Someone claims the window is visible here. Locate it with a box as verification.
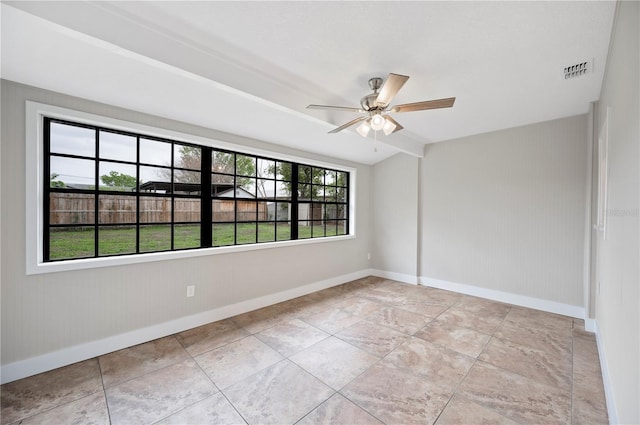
[42,117,350,262]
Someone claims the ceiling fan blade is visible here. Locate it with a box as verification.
[390,97,456,113]
[385,115,404,134]
[307,104,364,113]
[328,116,367,134]
[375,73,410,108]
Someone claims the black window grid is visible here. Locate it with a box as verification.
[43,117,349,262]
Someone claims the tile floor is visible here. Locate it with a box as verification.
[0,277,609,424]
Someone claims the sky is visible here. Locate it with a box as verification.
[49,121,345,200]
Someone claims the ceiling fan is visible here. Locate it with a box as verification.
[307,73,455,137]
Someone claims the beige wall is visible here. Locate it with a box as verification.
[0,80,372,374]
[593,1,639,423]
[420,115,588,307]
[372,153,419,279]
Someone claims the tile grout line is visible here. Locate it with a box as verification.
[7,359,109,425]
[96,357,114,425]
[332,353,386,419]
[285,366,336,425]
[4,391,107,425]
[432,305,514,425]
[173,332,250,425]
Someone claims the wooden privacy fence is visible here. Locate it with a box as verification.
[50,193,96,225]
[50,192,267,225]
[214,200,268,222]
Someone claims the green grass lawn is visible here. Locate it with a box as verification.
[49,222,344,260]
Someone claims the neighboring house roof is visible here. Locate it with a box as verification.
[216,187,255,199]
[65,183,96,191]
[63,181,276,200]
[139,181,236,195]
[138,181,263,199]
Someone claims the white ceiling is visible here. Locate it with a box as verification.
[1,1,616,165]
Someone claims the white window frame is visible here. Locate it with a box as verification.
[26,101,356,275]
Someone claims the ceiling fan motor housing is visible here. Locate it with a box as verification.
[360,93,379,111]
[361,77,384,111]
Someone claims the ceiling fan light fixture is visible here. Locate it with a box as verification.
[382,118,397,135]
[356,120,371,137]
[370,114,386,131]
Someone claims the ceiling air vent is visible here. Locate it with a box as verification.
[564,60,592,79]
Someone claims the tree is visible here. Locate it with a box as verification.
[155,146,202,184]
[255,158,276,198]
[325,171,348,202]
[212,151,253,178]
[272,163,323,199]
[177,146,201,171]
[169,147,256,186]
[50,173,66,188]
[100,171,137,189]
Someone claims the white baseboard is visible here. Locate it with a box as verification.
[0,269,371,385]
[420,276,585,319]
[371,269,419,285]
[592,320,619,425]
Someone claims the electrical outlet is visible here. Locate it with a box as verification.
[367,252,371,260]
[186,285,195,297]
